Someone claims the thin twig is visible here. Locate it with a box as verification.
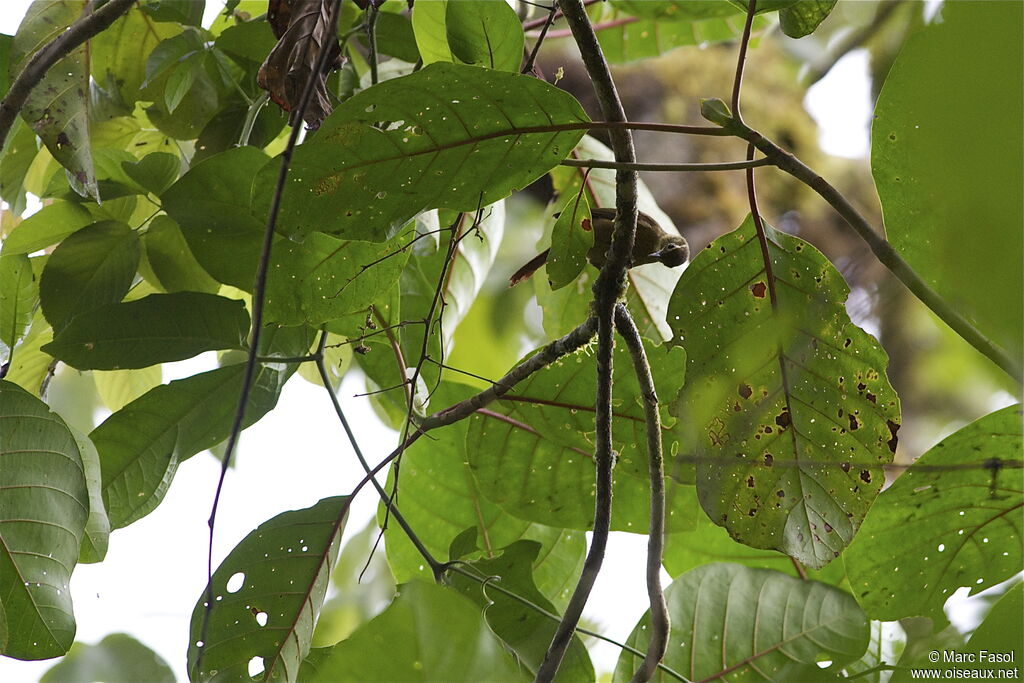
[364,2,380,86]
[523,3,558,75]
[198,0,345,673]
[614,304,669,683]
[0,0,135,149]
[727,121,1023,384]
[536,1,639,680]
[560,157,772,172]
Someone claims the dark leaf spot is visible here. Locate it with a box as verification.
[733,402,741,412]
[840,462,851,473]
[738,383,752,399]
[747,508,757,517]
[848,414,860,431]
[581,218,592,232]
[775,411,791,429]
[763,453,774,467]
[750,282,767,298]
[887,419,900,453]
[857,382,866,391]
[746,476,755,488]
[860,470,872,483]
[776,489,785,498]
[824,522,833,533]
[844,338,852,348]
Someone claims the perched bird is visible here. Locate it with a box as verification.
[509,207,689,286]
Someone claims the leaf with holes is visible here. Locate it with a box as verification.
[0,380,89,660]
[448,541,594,683]
[0,252,37,360]
[466,338,692,532]
[668,216,900,569]
[187,496,349,682]
[39,221,140,333]
[844,404,1023,622]
[93,327,306,529]
[253,62,588,242]
[613,563,868,682]
[380,383,585,609]
[10,1,97,200]
[873,1,1023,360]
[42,292,249,370]
[299,581,526,682]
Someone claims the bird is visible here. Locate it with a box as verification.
[509,207,689,286]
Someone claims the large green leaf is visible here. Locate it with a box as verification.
[466,338,691,532]
[448,541,594,683]
[779,0,837,38]
[0,252,37,360]
[39,221,140,332]
[668,216,900,569]
[10,1,97,201]
[141,215,220,294]
[872,0,1023,359]
[40,633,174,683]
[446,0,524,72]
[253,62,588,242]
[93,366,163,412]
[613,563,869,682]
[161,146,270,290]
[411,0,454,64]
[3,308,54,394]
[42,291,249,370]
[844,405,1023,622]
[380,383,585,609]
[300,581,526,682]
[0,201,94,256]
[0,380,88,660]
[188,496,349,682]
[70,425,109,564]
[90,4,182,110]
[0,118,39,215]
[93,331,303,529]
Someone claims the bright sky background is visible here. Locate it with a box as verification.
[0,2,968,682]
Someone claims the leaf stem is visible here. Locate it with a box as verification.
[235,92,270,148]
[615,303,670,683]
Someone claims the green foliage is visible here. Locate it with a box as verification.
[844,404,1023,622]
[872,0,1023,359]
[614,562,869,682]
[0,1,1018,679]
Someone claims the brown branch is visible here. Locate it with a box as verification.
[0,0,135,149]
[615,304,669,683]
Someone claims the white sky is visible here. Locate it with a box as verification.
[0,2,939,682]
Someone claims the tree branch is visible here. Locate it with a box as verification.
[536,1,640,680]
[0,0,135,150]
[728,120,1023,384]
[614,304,669,683]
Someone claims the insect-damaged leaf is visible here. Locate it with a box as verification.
[253,62,588,242]
[668,216,900,569]
[10,1,98,201]
[258,0,342,129]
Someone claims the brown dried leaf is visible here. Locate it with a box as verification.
[258,0,342,130]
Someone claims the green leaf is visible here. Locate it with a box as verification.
[300,581,526,682]
[872,0,1023,359]
[546,195,593,290]
[446,0,524,72]
[90,4,183,109]
[10,0,97,201]
[779,0,837,38]
[0,252,37,360]
[40,633,174,683]
[69,425,109,565]
[253,62,589,242]
[122,152,180,196]
[0,380,88,660]
[39,221,140,333]
[467,339,691,532]
[844,405,1023,622]
[164,52,203,114]
[613,563,869,682]
[141,215,220,294]
[3,308,54,394]
[0,118,40,215]
[93,366,163,412]
[380,383,585,608]
[411,0,454,64]
[140,0,206,26]
[966,582,1022,658]
[42,292,249,370]
[215,21,277,65]
[92,326,303,529]
[188,496,349,682]
[0,201,93,256]
[668,216,901,569]
[449,541,594,682]
[844,620,906,683]
[162,146,271,290]
[361,11,419,64]
[611,1,743,20]
[0,33,11,99]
